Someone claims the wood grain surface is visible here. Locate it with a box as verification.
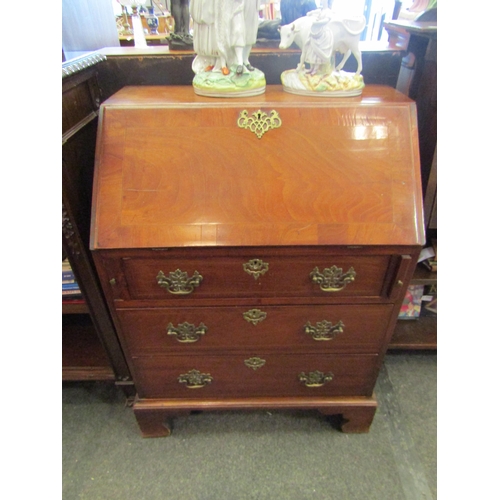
[91,85,424,249]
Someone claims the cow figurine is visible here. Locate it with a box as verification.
[279,9,366,76]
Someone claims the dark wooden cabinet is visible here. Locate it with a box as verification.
[62,55,133,394]
[90,85,424,437]
[384,18,438,350]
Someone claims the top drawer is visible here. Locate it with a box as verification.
[98,248,399,303]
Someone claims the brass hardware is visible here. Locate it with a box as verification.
[244,357,266,370]
[397,280,404,287]
[156,269,203,295]
[243,309,267,325]
[237,109,282,139]
[310,266,356,292]
[298,370,334,387]
[304,320,345,341]
[167,322,207,343]
[109,278,116,286]
[243,259,269,279]
[178,369,213,389]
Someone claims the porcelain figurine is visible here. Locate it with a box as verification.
[191,0,266,97]
[278,8,366,96]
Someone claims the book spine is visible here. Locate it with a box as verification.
[62,283,80,290]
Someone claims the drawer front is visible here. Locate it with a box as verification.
[117,304,393,355]
[111,253,392,301]
[131,353,379,399]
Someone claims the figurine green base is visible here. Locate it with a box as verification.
[193,67,266,98]
[281,69,365,97]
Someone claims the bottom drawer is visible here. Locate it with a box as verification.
[131,353,379,399]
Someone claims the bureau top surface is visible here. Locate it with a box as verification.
[91,85,424,250]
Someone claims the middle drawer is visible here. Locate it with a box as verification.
[116,304,393,355]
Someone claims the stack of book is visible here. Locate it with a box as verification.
[62,259,82,299]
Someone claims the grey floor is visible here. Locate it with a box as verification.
[62,352,436,500]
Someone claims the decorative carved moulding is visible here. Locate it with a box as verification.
[62,53,107,78]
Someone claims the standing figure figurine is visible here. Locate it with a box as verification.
[191,0,266,97]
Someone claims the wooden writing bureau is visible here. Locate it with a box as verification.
[90,85,424,437]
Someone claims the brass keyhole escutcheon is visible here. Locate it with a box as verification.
[243,259,269,280]
[243,309,267,325]
[244,357,266,370]
[237,109,282,139]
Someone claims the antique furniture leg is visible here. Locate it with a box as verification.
[133,401,193,438]
[133,408,173,438]
[319,397,378,433]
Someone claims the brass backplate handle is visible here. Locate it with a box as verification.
[304,320,345,341]
[298,370,334,388]
[157,269,203,295]
[310,266,356,292]
[178,369,213,389]
[243,259,269,280]
[167,322,207,343]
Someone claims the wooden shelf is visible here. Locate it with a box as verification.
[410,263,437,285]
[62,300,88,314]
[62,314,115,381]
[389,262,437,350]
[389,316,437,350]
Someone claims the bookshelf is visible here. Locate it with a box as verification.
[389,263,437,350]
[61,259,114,380]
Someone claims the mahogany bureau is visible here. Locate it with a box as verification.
[90,85,424,437]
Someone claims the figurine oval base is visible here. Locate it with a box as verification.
[193,67,266,98]
[281,69,365,97]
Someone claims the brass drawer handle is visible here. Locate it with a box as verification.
[167,322,207,343]
[243,259,269,280]
[178,369,213,389]
[244,357,266,370]
[304,320,345,341]
[310,266,356,292]
[156,269,203,295]
[298,370,334,388]
[243,309,267,325]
